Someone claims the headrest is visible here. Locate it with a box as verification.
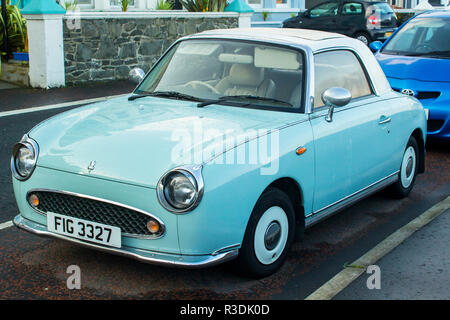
[228,64,264,87]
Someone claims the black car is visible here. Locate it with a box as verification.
[282,1,397,45]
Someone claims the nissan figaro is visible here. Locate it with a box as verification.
[12,28,426,278]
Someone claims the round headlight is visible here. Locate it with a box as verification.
[157,166,204,213]
[11,137,38,181]
[16,146,35,176]
[164,171,197,209]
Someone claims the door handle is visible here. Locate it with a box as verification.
[378,116,391,125]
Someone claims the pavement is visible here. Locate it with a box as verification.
[335,207,450,300]
[0,82,448,300]
[0,80,135,112]
[0,81,19,90]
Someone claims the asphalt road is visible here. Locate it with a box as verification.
[0,105,449,299]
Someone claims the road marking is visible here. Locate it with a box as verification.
[305,196,450,300]
[0,93,129,118]
[0,220,14,230]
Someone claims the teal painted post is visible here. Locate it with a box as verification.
[21,0,66,14]
[225,0,255,12]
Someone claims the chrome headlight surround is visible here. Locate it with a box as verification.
[157,165,204,214]
[11,135,39,181]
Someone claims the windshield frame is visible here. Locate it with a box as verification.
[380,16,450,58]
[133,37,308,114]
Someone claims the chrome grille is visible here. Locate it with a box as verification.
[29,190,157,237]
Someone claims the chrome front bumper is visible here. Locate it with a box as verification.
[13,214,239,268]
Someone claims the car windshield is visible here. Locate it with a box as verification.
[135,39,304,110]
[382,17,450,58]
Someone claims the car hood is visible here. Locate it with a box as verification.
[376,53,450,83]
[29,96,296,188]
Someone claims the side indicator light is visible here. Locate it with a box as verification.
[147,220,160,234]
[29,194,39,207]
[296,147,307,155]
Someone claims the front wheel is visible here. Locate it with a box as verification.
[235,188,295,279]
[388,136,419,198]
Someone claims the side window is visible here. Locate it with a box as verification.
[310,2,339,18]
[314,50,372,109]
[341,2,363,15]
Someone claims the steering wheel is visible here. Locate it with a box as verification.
[415,44,436,53]
[184,81,221,96]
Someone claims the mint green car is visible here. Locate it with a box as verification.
[12,29,426,278]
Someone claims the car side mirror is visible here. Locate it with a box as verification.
[322,87,352,122]
[302,10,310,17]
[129,68,145,84]
[369,41,383,53]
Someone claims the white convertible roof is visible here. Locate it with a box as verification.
[189,28,392,96]
[193,28,350,52]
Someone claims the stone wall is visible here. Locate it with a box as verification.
[63,12,240,86]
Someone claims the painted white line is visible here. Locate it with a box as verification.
[0,93,129,118]
[305,196,450,300]
[0,220,14,230]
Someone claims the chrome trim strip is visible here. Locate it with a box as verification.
[25,188,165,240]
[306,171,399,227]
[14,215,238,268]
[212,243,241,256]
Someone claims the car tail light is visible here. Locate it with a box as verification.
[368,16,378,25]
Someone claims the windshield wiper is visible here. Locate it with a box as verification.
[403,51,450,58]
[128,91,204,102]
[198,95,292,108]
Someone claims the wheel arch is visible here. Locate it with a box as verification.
[264,177,305,241]
[411,128,425,174]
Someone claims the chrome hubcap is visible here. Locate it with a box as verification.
[357,36,368,45]
[264,221,281,250]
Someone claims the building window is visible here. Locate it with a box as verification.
[77,0,94,7]
[110,0,135,7]
[276,0,290,8]
[247,0,263,8]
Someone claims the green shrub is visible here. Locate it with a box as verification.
[121,0,132,12]
[180,0,228,12]
[0,0,27,55]
[156,0,174,10]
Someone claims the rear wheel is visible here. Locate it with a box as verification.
[389,136,419,198]
[354,32,371,46]
[235,188,295,279]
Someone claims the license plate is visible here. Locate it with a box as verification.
[47,212,121,248]
[385,32,393,38]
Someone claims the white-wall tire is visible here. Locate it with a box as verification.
[388,136,419,198]
[254,206,289,265]
[235,188,296,279]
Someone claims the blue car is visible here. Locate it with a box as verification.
[370,10,450,141]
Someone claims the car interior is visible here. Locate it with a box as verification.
[152,41,304,108]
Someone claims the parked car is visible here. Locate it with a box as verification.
[282,0,397,45]
[12,28,426,278]
[370,10,450,141]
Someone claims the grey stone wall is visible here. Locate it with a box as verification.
[63,15,239,85]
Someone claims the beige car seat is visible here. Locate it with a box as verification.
[215,64,276,98]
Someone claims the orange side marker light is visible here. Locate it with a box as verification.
[296,147,307,155]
